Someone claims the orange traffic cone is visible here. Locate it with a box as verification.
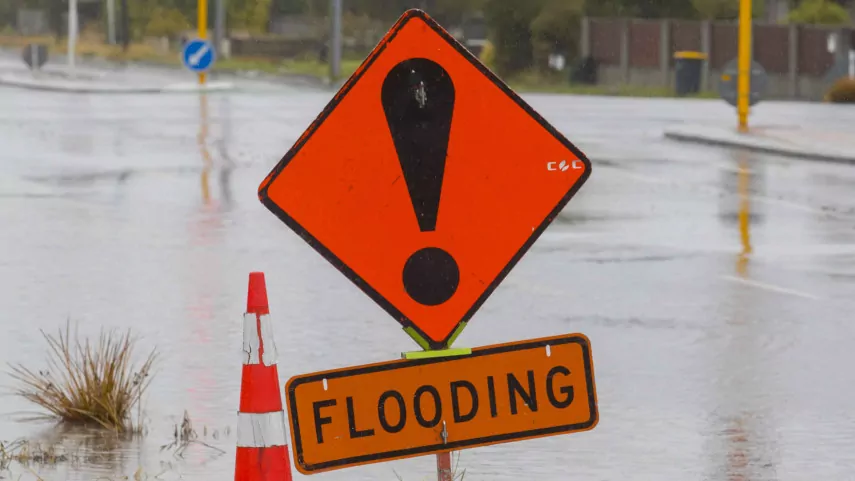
[235,272,293,481]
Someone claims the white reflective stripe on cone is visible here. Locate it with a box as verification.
[242,313,260,365]
[258,314,278,366]
[242,313,278,366]
[236,411,287,448]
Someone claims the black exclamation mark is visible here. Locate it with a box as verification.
[382,58,459,307]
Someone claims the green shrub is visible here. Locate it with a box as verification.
[826,77,855,103]
[788,0,851,25]
[229,0,273,35]
[479,39,495,69]
[483,0,546,75]
[143,7,191,38]
[691,0,765,20]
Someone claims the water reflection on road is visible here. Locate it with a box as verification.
[707,152,777,481]
[1,79,855,481]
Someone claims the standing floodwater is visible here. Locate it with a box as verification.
[2,55,855,480]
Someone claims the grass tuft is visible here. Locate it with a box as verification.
[7,321,157,433]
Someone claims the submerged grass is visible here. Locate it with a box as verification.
[0,439,82,481]
[7,321,157,433]
[0,411,227,481]
[0,439,71,470]
[159,410,226,458]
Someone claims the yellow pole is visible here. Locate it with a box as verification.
[198,0,208,85]
[737,0,751,132]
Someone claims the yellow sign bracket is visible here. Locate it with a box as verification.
[401,347,472,360]
[403,321,468,351]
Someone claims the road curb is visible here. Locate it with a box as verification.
[91,57,333,90]
[0,74,235,94]
[663,126,855,165]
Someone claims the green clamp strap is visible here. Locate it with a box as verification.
[403,322,469,351]
[401,347,472,360]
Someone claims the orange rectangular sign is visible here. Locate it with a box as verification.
[285,333,598,474]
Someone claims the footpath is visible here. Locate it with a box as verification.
[0,71,233,93]
[664,123,855,164]
[0,51,234,94]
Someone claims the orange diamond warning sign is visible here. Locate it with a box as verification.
[259,9,592,349]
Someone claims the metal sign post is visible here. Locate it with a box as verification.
[329,0,343,82]
[68,0,78,73]
[106,0,116,44]
[22,44,48,71]
[849,50,855,79]
[436,451,453,481]
[214,0,226,59]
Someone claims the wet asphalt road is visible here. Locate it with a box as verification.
[2,59,855,481]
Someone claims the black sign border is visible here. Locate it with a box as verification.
[258,9,593,350]
[286,333,598,474]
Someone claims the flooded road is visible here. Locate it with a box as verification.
[2,66,855,481]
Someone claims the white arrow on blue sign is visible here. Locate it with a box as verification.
[181,39,216,72]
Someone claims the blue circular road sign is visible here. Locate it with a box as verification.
[181,39,216,72]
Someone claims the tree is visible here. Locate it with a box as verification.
[228,0,272,33]
[584,0,637,17]
[632,0,698,18]
[530,0,584,72]
[585,0,698,18]
[483,0,546,75]
[788,0,851,24]
[144,6,191,37]
[271,0,308,15]
[691,0,765,19]
[429,0,488,24]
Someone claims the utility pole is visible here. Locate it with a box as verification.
[106,0,116,44]
[329,0,342,83]
[121,0,130,51]
[68,0,78,71]
[214,0,226,60]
